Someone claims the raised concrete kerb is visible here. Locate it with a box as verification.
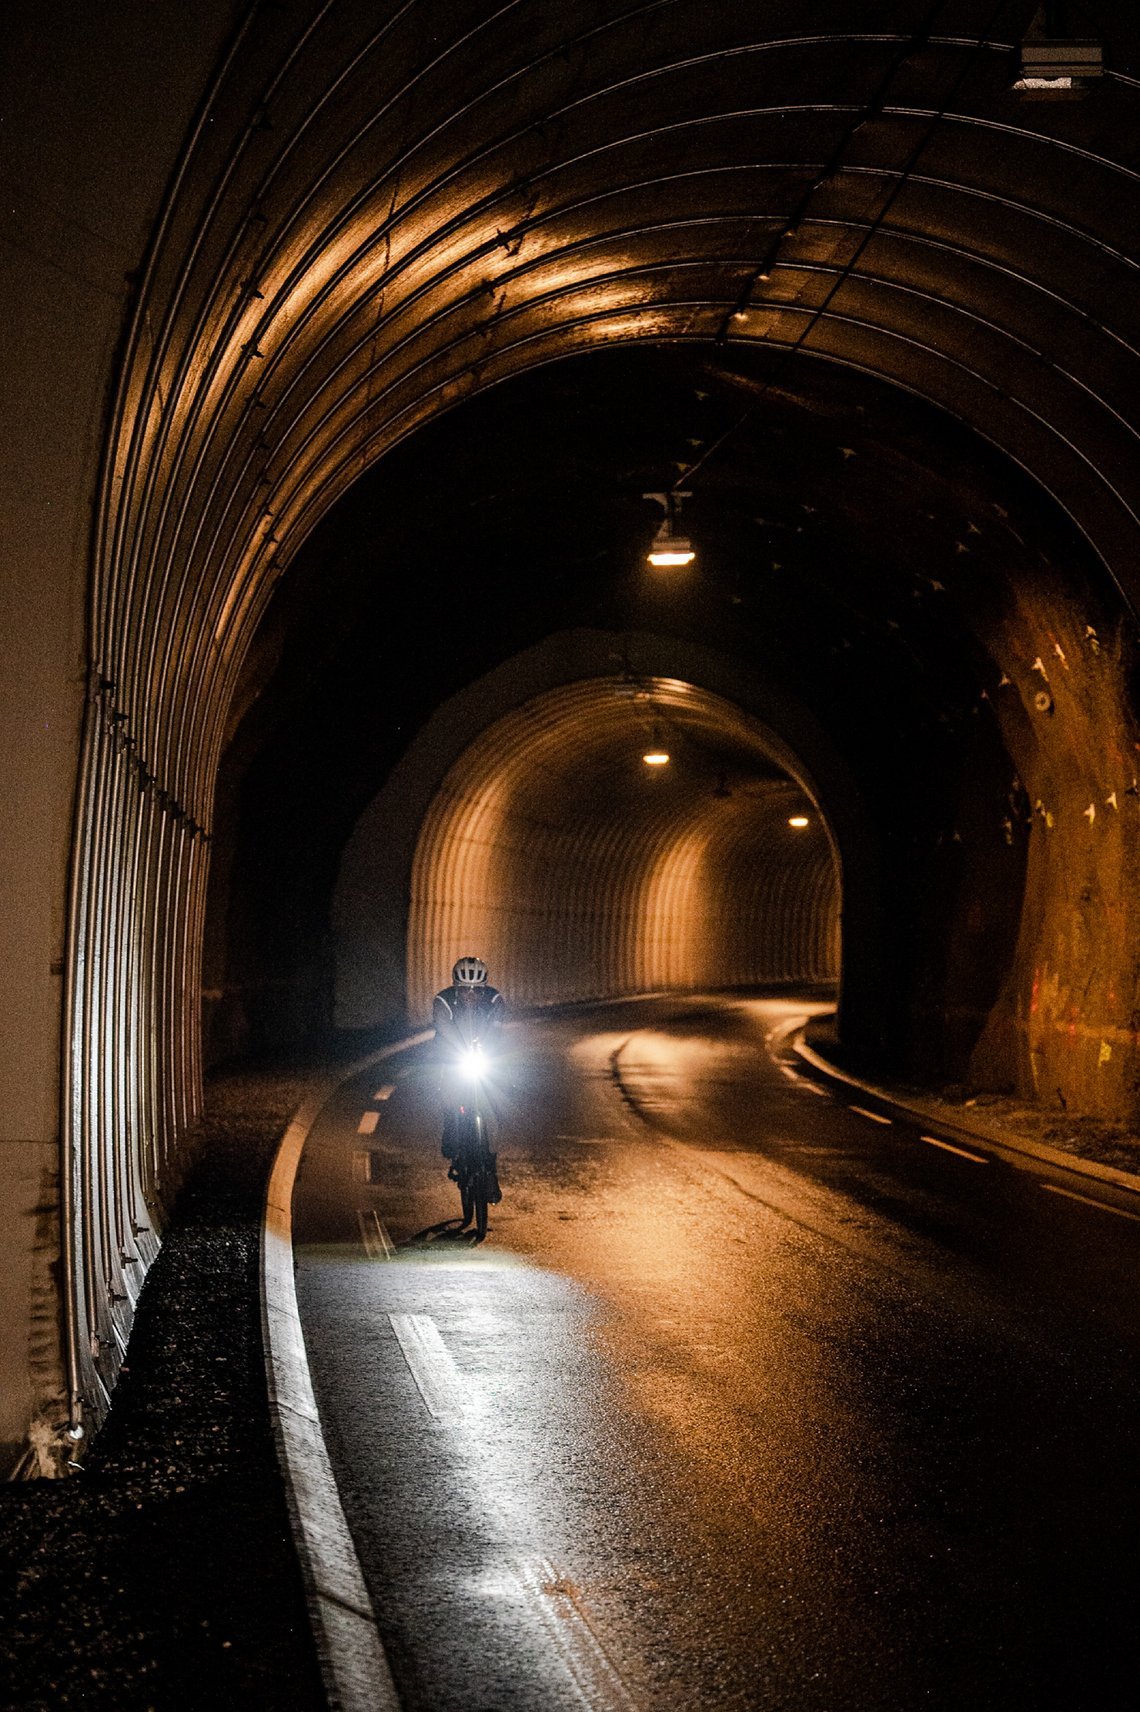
[792,1031,1140,1198]
[260,1032,431,1712]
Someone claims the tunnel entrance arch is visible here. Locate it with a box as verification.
[333,629,877,1034]
[404,677,838,1020]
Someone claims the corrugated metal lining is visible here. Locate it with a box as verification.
[407,678,838,1017]
[62,696,204,1417]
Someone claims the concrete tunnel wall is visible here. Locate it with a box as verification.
[8,0,1140,1472]
[335,675,838,1029]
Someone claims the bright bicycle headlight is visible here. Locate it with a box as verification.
[460,1044,485,1080]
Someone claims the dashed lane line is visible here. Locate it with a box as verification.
[512,1555,639,1712]
[778,1061,831,1097]
[388,1313,469,1421]
[1040,1182,1140,1222]
[849,1104,892,1126]
[373,1084,396,1101]
[919,1134,988,1164]
[357,1109,380,1135]
[385,1317,641,1708]
[357,1208,394,1260]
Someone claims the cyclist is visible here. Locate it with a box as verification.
[433,955,505,1056]
[433,957,505,1208]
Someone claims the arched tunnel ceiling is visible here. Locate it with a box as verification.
[331,674,838,1024]
[405,676,837,1011]
[211,333,1125,1064]
[217,339,1113,875]
[99,0,1140,828]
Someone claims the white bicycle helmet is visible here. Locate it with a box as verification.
[452,956,489,987]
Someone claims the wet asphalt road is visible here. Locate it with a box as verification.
[293,994,1140,1711]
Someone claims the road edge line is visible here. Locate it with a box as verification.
[792,1031,1140,1197]
[261,1033,431,1712]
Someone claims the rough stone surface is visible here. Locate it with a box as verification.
[0,1068,325,1712]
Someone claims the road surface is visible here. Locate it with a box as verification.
[293,994,1140,1711]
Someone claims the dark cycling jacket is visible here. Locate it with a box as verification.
[432,984,505,1055]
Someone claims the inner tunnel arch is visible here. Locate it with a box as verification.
[333,629,867,1032]
[405,680,838,1018]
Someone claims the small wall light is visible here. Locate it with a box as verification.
[643,751,670,767]
[788,815,810,828]
[643,490,696,568]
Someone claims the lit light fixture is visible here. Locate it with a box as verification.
[788,815,810,828]
[1013,7,1102,95]
[643,490,696,567]
[643,750,670,767]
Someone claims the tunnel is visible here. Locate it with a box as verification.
[337,669,839,1025]
[5,1,1140,1480]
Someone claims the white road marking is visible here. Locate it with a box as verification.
[357,1109,380,1134]
[357,1209,394,1259]
[373,1084,396,1101]
[919,1134,988,1163]
[799,1081,830,1098]
[511,1555,638,1712]
[389,1313,469,1419]
[765,1015,808,1051]
[849,1104,892,1126]
[385,1317,638,1707]
[388,1315,639,1704]
[1040,1182,1140,1222]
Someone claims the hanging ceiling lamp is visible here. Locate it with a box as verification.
[643,490,696,568]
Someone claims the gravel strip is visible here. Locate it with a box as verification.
[0,1068,327,1712]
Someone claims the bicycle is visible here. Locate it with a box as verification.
[450,1111,498,1240]
[444,1043,501,1241]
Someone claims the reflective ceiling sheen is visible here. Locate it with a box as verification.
[99,0,1140,822]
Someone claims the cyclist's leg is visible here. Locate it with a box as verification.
[478,1106,502,1204]
[472,1152,489,1240]
[458,1154,475,1227]
[453,1111,478,1226]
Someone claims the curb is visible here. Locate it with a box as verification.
[792,1031,1140,1198]
[261,1032,431,1712]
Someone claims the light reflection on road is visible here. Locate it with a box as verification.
[294,992,1140,1712]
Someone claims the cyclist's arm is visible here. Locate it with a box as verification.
[480,988,506,1041]
[432,992,466,1054]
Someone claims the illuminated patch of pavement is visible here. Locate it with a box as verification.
[295,995,1140,1711]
